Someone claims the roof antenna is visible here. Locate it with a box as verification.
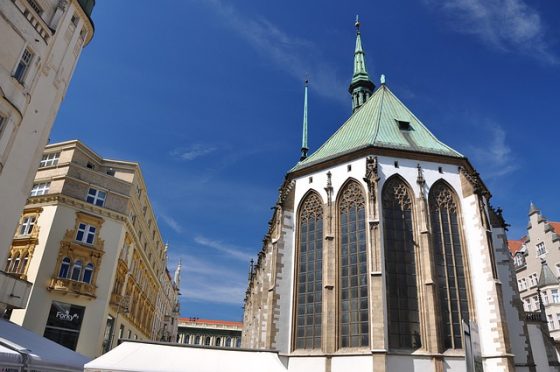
[300,79,309,161]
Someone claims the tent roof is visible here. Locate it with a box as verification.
[85,341,287,372]
[0,320,90,372]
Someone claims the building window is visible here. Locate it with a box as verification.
[86,188,106,207]
[383,177,421,350]
[26,0,43,15]
[18,216,36,235]
[536,243,546,256]
[76,223,96,244]
[225,337,232,347]
[532,296,539,311]
[429,182,469,350]
[338,181,369,348]
[294,192,323,350]
[552,289,559,304]
[523,299,530,311]
[194,336,200,345]
[204,336,211,346]
[30,182,50,196]
[14,48,34,84]
[529,273,538,288]
[39,152,60,168]
[215,337,221,346]
[548,314,554,330]
[517,278,527,291]
[59,257,71,278]
[71,260,82,281]
[82,263,94,284]
[513,254,526,268]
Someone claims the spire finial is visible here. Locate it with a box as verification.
[380,74,386,85]
[349,17,375,112]
[300,80,309,161]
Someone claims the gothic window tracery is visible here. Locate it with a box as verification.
[338,181,369,348]
[382,177,421,349]
[429,182,469,350]
[294,192,323,350]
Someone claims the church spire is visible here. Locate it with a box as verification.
[300,80,309,161]
[349,16,375,112]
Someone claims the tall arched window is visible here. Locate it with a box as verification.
[12,256,20,273]
[215,337,221,346]
[294,192,324,350]
[429,182,469,350]
[338,181,368,348]
[71,260,82,281]
[59,257,71,278]
[83,263,94,283]
[195,335,201,345]
[382,177,421,349]
[5,257,11,272]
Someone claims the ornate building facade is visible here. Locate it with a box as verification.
[177,318,242,348]
[510,204,560,340]
[4,140,179,358]
[0,0,95,309]
[242,21,558,372]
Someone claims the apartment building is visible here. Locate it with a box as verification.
[4,140,179,357]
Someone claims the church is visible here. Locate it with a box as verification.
[240,20,559,372]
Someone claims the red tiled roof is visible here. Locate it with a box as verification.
[178,318,243,327]
[508,239,524,255]
[550,222,560,235]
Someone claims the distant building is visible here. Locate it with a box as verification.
[509,203,560,340]
[177,318,242,348]
[0,0,95,310]
[3,140,179,358]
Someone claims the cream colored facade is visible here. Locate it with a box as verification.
[0,0,94,309]
[511,205,560,341]
[3,140,179,358]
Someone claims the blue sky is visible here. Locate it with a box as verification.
[51,0,560,321]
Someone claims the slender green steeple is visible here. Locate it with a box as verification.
[349,16,375,112]
[300,80,309,161]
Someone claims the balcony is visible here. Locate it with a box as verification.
[0,270,32,309]
[47,277,96,298]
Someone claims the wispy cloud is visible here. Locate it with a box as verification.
[159,212,183,234]
[197,0,348,103]
[168,252,247,305]
[425,0,557,64]
[170,144,217,161]
[469,121,518,179]
[194,236,254,262]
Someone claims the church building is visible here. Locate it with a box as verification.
[241,20,558,372]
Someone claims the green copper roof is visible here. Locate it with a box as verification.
[291,84,463,172]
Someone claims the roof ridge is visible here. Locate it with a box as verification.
[382,86,463,157]
[371,85,386,145]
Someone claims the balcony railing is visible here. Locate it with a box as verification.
[525,311,545,323]
[47,277,96,298]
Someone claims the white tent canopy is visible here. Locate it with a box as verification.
[85,341,288,372]
[0,319,91,372]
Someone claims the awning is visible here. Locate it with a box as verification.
[0,319,91,372]
[85,341,287,372]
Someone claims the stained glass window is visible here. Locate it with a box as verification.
[429,182,469,350]
[383,177,421,349]
[339,181,369,348]
[295,192,323,349]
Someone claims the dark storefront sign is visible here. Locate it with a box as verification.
[43,301,85,351]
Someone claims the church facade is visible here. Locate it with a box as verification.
[241,21,557,372]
